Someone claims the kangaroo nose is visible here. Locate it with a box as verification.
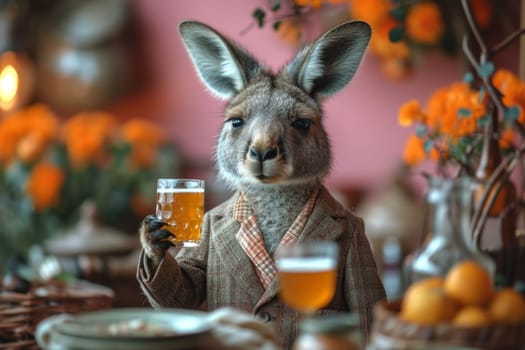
[249,146,278,161]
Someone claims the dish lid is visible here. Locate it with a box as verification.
[45,200,137,256]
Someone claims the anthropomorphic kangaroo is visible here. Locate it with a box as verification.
[137,20,386,349]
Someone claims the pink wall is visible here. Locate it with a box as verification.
[129,0,469,192]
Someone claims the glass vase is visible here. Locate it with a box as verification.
[404,177,495,286]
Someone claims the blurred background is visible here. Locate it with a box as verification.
[0,0,522,304]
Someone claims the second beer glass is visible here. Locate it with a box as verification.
[276,241,339,315]
[156,178,204,247]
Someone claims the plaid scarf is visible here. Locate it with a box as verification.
[234,188,320,289]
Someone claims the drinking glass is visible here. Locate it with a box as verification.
[275,241,339,315]
[156,178,204,247]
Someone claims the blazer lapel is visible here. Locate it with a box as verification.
[300,187,349,242]
[255,275,280,309]
[210,210,265,294]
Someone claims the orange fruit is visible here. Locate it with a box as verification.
[443,260,493,306]
[488,288,525,324]
[400,277,458,325]
[452,306,492,327]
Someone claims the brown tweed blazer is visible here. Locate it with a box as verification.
[137,186,386,349]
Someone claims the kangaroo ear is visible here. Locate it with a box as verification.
[179,21,262,100]
[284,20,371,100]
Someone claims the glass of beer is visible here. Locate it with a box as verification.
[275,241,339,315]
[156,178,204,247]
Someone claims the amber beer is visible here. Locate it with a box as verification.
[156,179,204,247]
[277,257,337,313]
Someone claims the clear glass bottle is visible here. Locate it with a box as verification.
[405,177,495,285]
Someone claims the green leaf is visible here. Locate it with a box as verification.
[450,146,464,162]
[477,115,491,126]
[479,61,495,79]
[253,8,266,28]
[458,136,474,147]
[504,106,520,122]
[390,6,406,21]
[388,26,404,42]
[478,86,486,104]
[416,125,428,138]
[271,2,281,12]
[463,71,474,84]
[457,108,472,118]
[273,20,282,31]
[423,139,434,153]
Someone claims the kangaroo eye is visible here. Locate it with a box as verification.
[228,118,244,129]
[292,118,312,131]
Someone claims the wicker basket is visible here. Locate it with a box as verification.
[0,279,114,350]
[368,300,525,350]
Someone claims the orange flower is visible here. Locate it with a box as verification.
[17,133,49,164]
[370,19,410,59]
[405,1,444,45]
[120,118,165,168]
[62,111,117,169]
[121,118,165,146]
[493,69,520,90]
[0,104,58,164]
[429,145,444,162]
[493,69,525,123]
[399,68,525,171]
[400,81,495,168]
[294,0,323,8]
[25,161,65,212]
[350,0,392,27]
[403,134,427,166]
[426,82,486,141]
[399,99,425,126]
[381,58,412,80]
[499,128,516,150]
[370,19,411,59]
[276,20,302,45]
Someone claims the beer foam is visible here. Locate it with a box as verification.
[276,257,336,271]
[157,188,204,193]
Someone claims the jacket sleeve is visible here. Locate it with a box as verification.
[136,212,212,308]
[344,216,386,343]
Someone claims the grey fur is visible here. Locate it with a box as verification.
[178,20,371,255]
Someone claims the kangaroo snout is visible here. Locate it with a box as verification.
[248,145,278,161]
[245,140,284,182]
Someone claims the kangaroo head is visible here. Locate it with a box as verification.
[178,20,371,191]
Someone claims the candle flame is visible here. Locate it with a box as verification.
[0,64,19,109]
